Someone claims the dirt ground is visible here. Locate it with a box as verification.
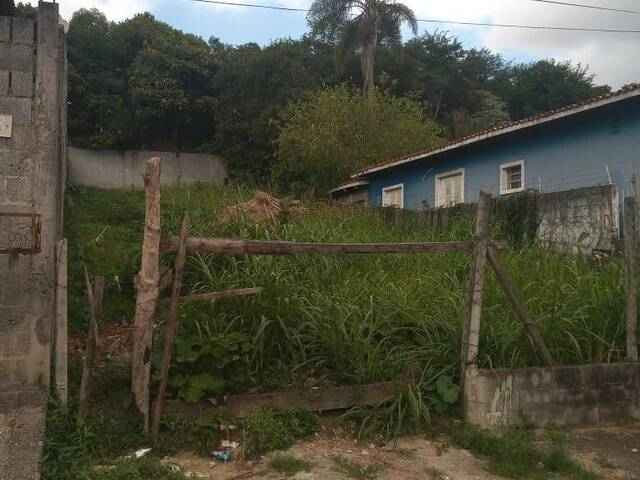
[161,423,640,480]
[569,424,640,480]
[165,434,503,480]
[0,401,46,480]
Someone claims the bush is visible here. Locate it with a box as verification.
[274,85,441,195]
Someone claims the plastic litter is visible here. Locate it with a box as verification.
[212,450,233,463]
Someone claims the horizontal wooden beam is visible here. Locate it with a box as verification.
[160,237,506,255]
[160,382,407,418]
[160,287,264,305]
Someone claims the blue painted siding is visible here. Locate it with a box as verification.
[367,99,640,210]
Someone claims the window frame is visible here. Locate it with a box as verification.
[435,168,465,208]
[500,160,525,195]
[381,183,405,209]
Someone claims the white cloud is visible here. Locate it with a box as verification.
[402,0,640,88]
[28,0,640,87]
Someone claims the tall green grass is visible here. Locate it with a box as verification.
[66,184,627,395]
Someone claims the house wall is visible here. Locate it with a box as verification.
[367,99,640,210]
[68,146,227,189]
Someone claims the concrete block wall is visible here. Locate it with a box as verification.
[465,363,640,428]
[68,146,228,189]
[537,184,620,253]
[0,3,66,404]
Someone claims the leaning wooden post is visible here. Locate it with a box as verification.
[486,246,556,367]
[132,157,162,431]
[54,239,68,406]
[151,216,190,440]
[78,274,104,424]
[625,196,638,361]
[460,190,492,393]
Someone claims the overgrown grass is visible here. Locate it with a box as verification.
[63,184,627,442]
[66,184,626,381]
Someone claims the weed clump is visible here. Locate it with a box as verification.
[452,425,598,480]
[270,455,314,476]
[243,408,318,458]
[330,455,384,480]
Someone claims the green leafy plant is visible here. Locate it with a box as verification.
[425,375,461,414]
[243,408,319,458]
[166,330,254,402]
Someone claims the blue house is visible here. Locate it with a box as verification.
[330,85,640,211]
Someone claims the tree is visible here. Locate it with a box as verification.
[490,60,610,120]
[0,0,15,16]
[308,0,417,91]
[274,85,441,195]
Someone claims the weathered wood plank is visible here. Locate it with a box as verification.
[132,157,162,431]
[160,382,407,418]
[461,190,491,392]
[152,217,190,440]
[625,196,638,361]
[160,237,505,255]
[77,274,104,424]
[486,246,556,367]
[54,239,68,406]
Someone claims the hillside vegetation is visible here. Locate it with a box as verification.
[66,184,625,400]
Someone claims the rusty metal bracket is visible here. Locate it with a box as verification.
[0,212,41,254]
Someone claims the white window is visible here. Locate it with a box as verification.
[382,184,404,208]
[435,169,465,207]
[500,160,525,195]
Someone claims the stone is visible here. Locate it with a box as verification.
[10,71,34,98]
[10,18,35,45]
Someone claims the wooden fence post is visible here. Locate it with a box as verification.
[486,246,555,367]
[132,157,162,430]
[625,196,638,361]
[461,190,492,391]
[151,216,190,440]
[78,274,104,423]
[54,239,68,406]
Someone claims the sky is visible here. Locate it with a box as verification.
[30,0,640,88]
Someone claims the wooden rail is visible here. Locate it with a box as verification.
[160,236,506,255]
[159,382,407,418]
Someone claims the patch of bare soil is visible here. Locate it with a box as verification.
[163,431,505,480]
[0,397,46,480]
[568,423,640,479]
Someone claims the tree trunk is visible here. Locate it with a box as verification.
[361,31,377,92]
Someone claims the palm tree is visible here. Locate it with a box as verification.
[308,0,418,91]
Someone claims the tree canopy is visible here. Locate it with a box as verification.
[274,85,441,195]
[65,9,611,191]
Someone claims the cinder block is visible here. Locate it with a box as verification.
[0,151,33,176]
[0,44,34,72]
[5,175,31,204]
[0,17,10,43]
[554,365,584,388]
[11,17,35,45]
[0,97,32,124]
[0,70,8,96]
[10,71,33,98]
[582,364,604,386]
